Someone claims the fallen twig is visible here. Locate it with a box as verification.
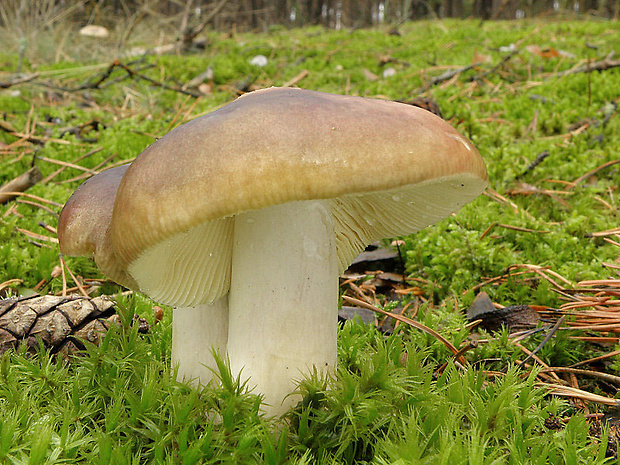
[538,383,620,407]
[0,120,71,146]
[0,192,62,207]
[541,366,620,386]
[282,70,310,88]
[571,160,620,187]
[0,166,43,204]
[342,295,467,365]
[514,341,562,382]
[415,64,475,94]
[556,56,620,77]
[16,227,58,245]
[40,148,103,184]
[60,256,89,298]
[115,61,202,97]
[471,50,519,82]
[571,349,620,368]
[37,155,100,176]
[0,73,39,89]
[498,223,551,234]
[520,316,566,366]
[0,279,22,293]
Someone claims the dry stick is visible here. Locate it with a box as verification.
[414,64,475,94]
[60,157,134,184]
[541,366,620,386]
[498,223,551,234]
[37,155,99,175]
[2,204,19,219]
[342,295,467,365]
[76,60,118,90]
[577,278,620,287]
[571,349,620,368]
[470,269,533,293]
[0,278,22,292]
[436,341,478,375]
[167,95,195,133]
[555,56,620,77]
[603,238,620,248]
[520,315,566,367]
[514,341,562,381]
[0,73,39,89]
[0,122,71,146]
[537,383,620,407]
[516,264,573,288]
[0,192,62,207]
[483,188,520,214]
[15,200,60,218]
[39,222,57,235]
[0,166,43,204]
[347,282,375,305]
[472,50,519,82]
[116,61,201,98]
[477,327,545,345]
[60,257,67,297]
[40,147,103,184]
[16,228,58,244]
[572,160,620,186]
[479,221,497,240]
[560,323,620,331]
[282,70,310,88]
[471,264,572,295]
[570,336,619,344]
[588,228,620,239]
[59,256,89,298]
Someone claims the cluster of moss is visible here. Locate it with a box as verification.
[0,18,618,462]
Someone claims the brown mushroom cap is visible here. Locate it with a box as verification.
[57,164,136,289]
[104,87,487,306]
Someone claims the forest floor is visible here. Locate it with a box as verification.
[0,17,619,463]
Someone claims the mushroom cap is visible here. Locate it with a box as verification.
[108,87,487,307]
[57,164,136,289]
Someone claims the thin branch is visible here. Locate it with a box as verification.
[0,73,39,89]
[0,166,42,204]
[520,315,566,366]
[342,296,467,365]
[540,366,620,386]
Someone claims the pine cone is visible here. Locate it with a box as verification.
[0,294,138,356]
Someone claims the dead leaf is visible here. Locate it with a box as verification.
[526,45,560,59]
[362,68,379,81]
[473,50,492,64]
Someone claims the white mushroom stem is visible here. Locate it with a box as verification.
[172,296,229,385]
[228,200,339,416]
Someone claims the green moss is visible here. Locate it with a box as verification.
[0,18,618,461]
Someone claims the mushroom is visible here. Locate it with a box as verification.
[57,164,135,290]
[57,164,228,386]
[58,87,487,416]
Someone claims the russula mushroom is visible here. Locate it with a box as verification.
[58,87,487,416]
[57,164,135,290]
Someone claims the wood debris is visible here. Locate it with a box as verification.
[0,166,42,204]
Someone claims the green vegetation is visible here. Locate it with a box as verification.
[0,18,619,463]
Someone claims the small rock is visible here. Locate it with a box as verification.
[249,55,268,67]
[79,25,110,39]
[382,67,396,78]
